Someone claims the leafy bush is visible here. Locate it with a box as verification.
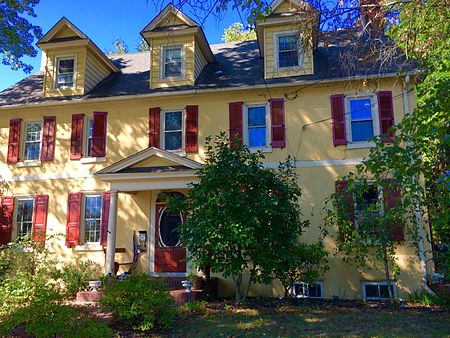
[0,301,114,338]
[99,274,177,332]
[57,260,103,297]
[182,301,208,314]
[409,291,450,308]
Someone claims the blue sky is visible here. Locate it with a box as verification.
[0,0,241,91]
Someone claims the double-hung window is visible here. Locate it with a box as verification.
[346,96,379,144]
[355,184,382,226]
[162,47,183,78]
[56,57,75,88]
[277,33,302,69]
[163,110,183,151]
[14,198,34,239]
[24,122,42,161]
[83,195,103,244]
[292,281,323,298]
[244,104,270,150]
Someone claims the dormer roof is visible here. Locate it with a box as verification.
[37,17,119,73]
[140,4,215,63]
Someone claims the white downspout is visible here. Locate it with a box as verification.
[403,76,436,296]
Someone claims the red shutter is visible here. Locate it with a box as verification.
[383,179,404,241]
[185,105,199,153]
[70,114,84,160]
[41,117,56,161]
[270,98,286,148]
[66,192,81,247]
[149,107,161,148]
[100,192,111,246]
[0,196,14,245]
[229,102,243,145]
[331,95,347,146]
[32,195,48,246]
[336,181,355,239]
[91,112,107,157]
[378,91,395,142]
[7,119,22,163]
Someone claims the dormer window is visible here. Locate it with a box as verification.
[56,57,75,88]
[275,32,302,69]
[162,46,183,79]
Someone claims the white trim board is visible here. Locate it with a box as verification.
[2,158,365,183]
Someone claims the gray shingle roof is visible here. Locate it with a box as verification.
[0,37,409,107]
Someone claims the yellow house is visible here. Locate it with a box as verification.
[0,0,433,300]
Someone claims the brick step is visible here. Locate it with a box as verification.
[151,277,186,290]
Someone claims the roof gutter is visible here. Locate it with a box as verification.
[0,71,414,110]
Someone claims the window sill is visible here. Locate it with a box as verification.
[346,142,375,149]
[16,160,42,168]
[75,243,103,252]
[80,157,107,164]
[249,147,272,153]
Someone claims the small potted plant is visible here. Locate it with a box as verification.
[181,277,193,293]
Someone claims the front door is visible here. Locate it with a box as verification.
[154,204,186,273]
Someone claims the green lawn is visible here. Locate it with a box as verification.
[170,303,450,337]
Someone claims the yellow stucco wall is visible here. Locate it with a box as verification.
[0,77,428,299]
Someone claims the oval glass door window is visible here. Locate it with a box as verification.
[159,208,182,247]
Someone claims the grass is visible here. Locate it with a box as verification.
[171,302,450,337]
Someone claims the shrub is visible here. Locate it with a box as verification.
[99,274,177,332]
[409,291,450,308]
[57,260,103,297]
[182,301,208,314]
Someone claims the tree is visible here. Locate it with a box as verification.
[0,0,42,73]
[325,1,450,295]
[222,22,256,43]
[171,134,317,302]
[136,38,150,52]
[105,38,129,56]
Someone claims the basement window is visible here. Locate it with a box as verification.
[292,281,323,298]
[362,282,397,300]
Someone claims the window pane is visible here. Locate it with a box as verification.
[16,199,33,238]
[58,73,74,85]
[85,196,102,219]
[279,35,298,51]
[165,111,182,131]
[379,285,394,299]
[59,59,74,73]
[159,209,182,246]
[308,283,322,298]
[248,106,266,127]
[165,48,181,62]
[350,98,372,120]
[87,118,93,157]
[351,121,374,142]
[165,62,182,77]
[165,131,182,150]
[248,127,266,147]
[279,51,299,68]
[26,123,42,142]
[357,185,379,210]
[25,143,41,161]
[365,285,379,298]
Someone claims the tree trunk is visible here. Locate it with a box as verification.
[383,246,394,304]
[242,274,252,302]
[232,274,242,302]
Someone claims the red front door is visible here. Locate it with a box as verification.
[154,204,186,273]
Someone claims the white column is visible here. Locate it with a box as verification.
[105,190,118,275]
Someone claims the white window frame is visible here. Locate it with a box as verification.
[54,55,77,89]
[243,102,272,152]
[81,193,103,245]
[160,109,186,154]
[22,120,43,162]
[12,196,35,240]
[345,94,380,148]
[292,281,324,299]
[274,31,304,71]
[83,116,94,158]
[362,281,397,300]
[160,45,185,80]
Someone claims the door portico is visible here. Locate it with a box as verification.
[94,147,201,275]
